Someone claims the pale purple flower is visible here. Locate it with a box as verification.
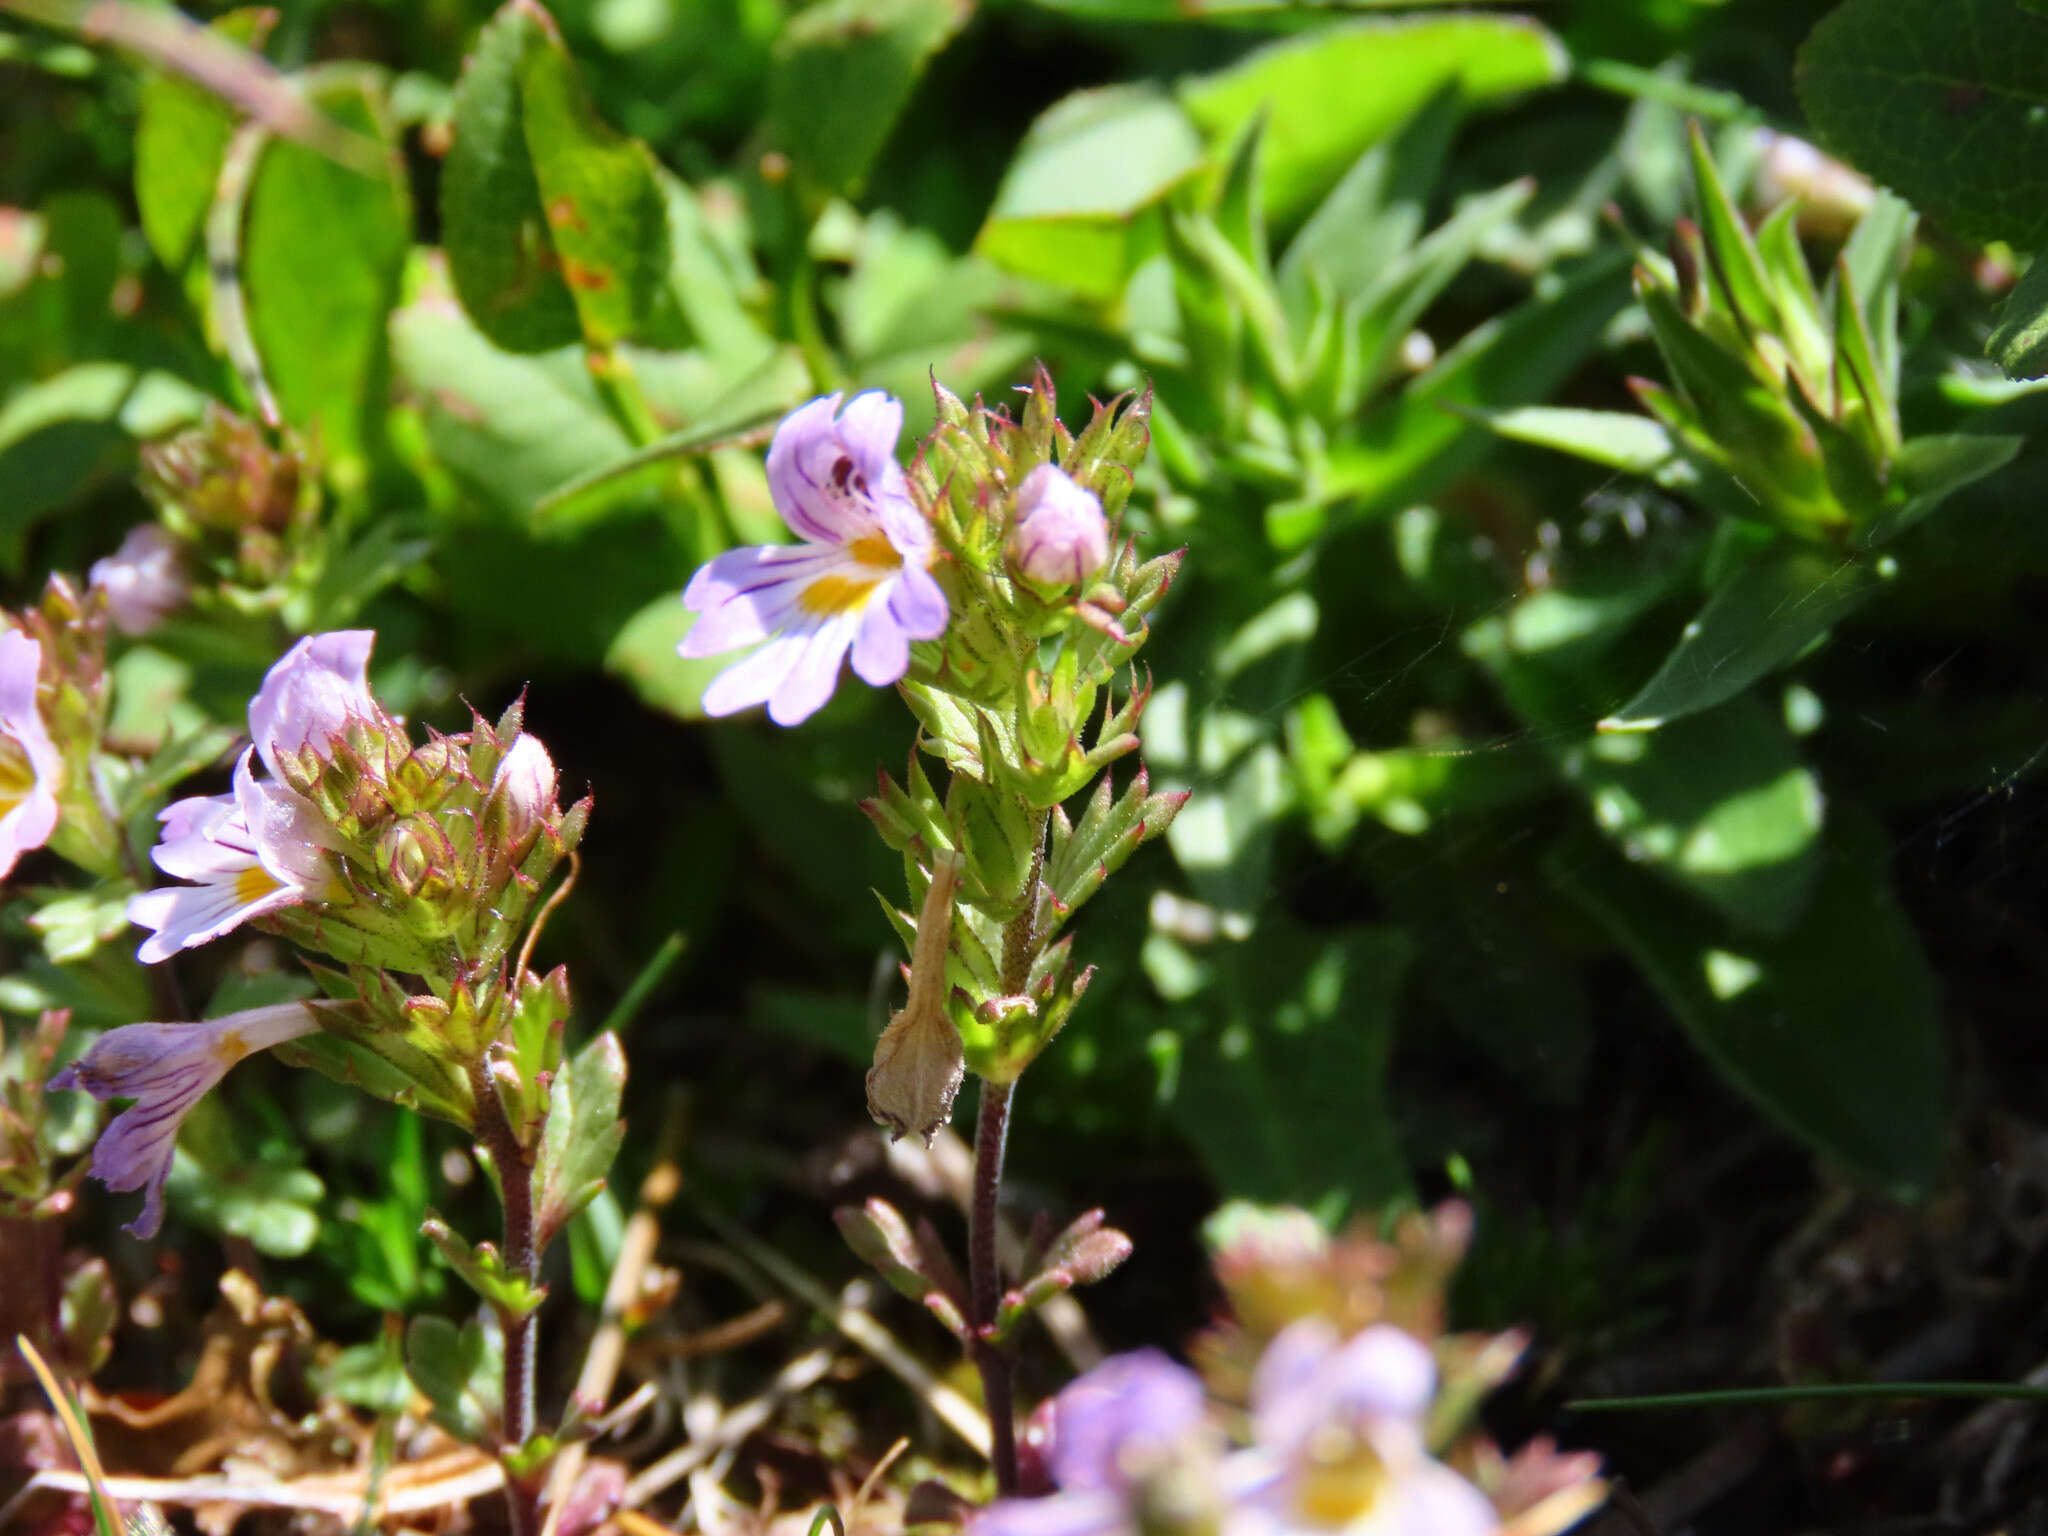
[0,630,60,880]
[249,629,377,780]
[976,1351,1213,1536]
[680,392,948,726]
[128,630,377,962]
[1227,1321,1497,1536]
[126,750,337,963]
[49,1001,323,1237]
[89,524,187,636]
[1009,465,1109,590]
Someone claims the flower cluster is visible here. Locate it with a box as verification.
[57,628,588,1235]
[680,373,1182,1139]
[978,1205,1605,1536]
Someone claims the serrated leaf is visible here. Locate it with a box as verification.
[1601,543,1890,731]
[1554,815,1943,1196]
[534,1030,626,1249]
[767,0,971,194]
[1797,0,2048,248]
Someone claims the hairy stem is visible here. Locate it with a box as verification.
[476,1086,542,1536]
[970,1075,1018,1496]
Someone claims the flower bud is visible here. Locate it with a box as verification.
[375,813,456,902]
[485,734,557,854]
[1008,464,1110,591]
[89,525,187,637]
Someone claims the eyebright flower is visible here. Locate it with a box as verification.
[89,524,187,637]
[126,751,339,962]
[0,629,61,881]
[49,1001,324,1237]
[977,1351,1218,1536]
[680,392,948,726]
[1228,1320,1498,1536]
[1008,464,1110,591]
[127,629,377,963]
[249,629,377,781]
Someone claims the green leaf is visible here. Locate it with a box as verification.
[1466,564,1825,935]
[534,1031,626,1250]
[405,1314,502,1442]
[444,0,667,352]
[1601,543,1891,731]
[1286,252,1628,547]
[516,17,670,347]
[0,364,206,568]
[1177,15,1566,225]
[1989,244,2048,379]
[242,69,410,465]
[1796,0,2048,248]
[766,0,972,194]
[1857,431,2024,548]
[975,85,1205,301]
[165,1097,326,1257]
[133,7,272,284]
[1169,926,1413,1217]
[1554,814,1944,1196]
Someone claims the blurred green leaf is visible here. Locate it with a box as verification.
[1989,244,2048,379]
[1169,926,1413,1217]
[243,69,410,465]
[1797,0,2048,247]
[976,86,1204,301]
[133,7,270,289]
[1554,815,1944,1196]
[405,1314,502,1442]
[1601,543,1891,731]
[1856,432,2024,548]
[0,364,206,568]
[445,0,667,352]
[767,0,971,194]
[518,15,670,347]
[1178,15,1566,224]
[165,1097,326,1257]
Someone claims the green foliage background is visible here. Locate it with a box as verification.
[9,0,2048,1442]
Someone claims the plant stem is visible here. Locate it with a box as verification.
[970,1075,1018,1496]
[477,1088,542,1536]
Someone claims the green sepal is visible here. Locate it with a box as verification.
[946,773,1041,923]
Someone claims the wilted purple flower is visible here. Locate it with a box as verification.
[0,630,61,880]
[49,1001,323,1237]
[977,1351,1215,1536]
[250,629,377,779]
[89,524,187,636]
[126,750,338,962]
[680,392,948,726]
[1228,1321,1497,1536]
[1009,465,1109,590]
